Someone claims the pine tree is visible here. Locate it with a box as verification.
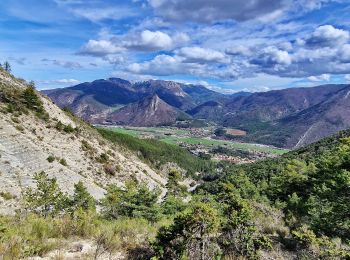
[3,61,11,73]
[71,181,96,212]
[23,171,69,217]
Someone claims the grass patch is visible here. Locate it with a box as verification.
[0,191,14,200]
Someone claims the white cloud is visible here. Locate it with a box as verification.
[103,55,126,65]
[345,74,350,81]
[79,40,124,56]
[124,30,173,51]
[173,32,190,43]
[305,25,349,47]
[127,54,203,76]
[339,44,350,63]
[176,47,228,63]
[38,79,80,84]
[307,74,331,81]
[251,47,292,67]
[79,30,189,57]
[126,53,243,80]
[226,45,252,56]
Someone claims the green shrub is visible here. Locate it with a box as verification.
[81,140,94,152]
[15,125,24,132]
[70,181,96,213]
[47,155,55,163]
[153,201,222,259]
[97,153,109,164]
[0,191,14,200]
[22,171,70,217]
[59,158,67,166]
[101,180,161,222]
[11,116,20,123]
[63,124,75,133]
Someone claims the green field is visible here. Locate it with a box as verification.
[162,137,288,155]
[99,126,289,155]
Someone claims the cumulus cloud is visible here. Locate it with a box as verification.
[148,0,287,23]
[345,74,350,82]
[78,30,189,57]
[103,55,126,65]
[126,53,243,80]
[123,30,174,51]
[307,74,331,81]
[226,45,252,56]
[339,44,350,63]
[305,25,349,47]
[78,40,124,56]
[127,54,203,76]
[250,47,292,67]
[239,25,350,78]
[176,47,228,63]
[122,23,350,81]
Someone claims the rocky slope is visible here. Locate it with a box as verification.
[0,70,166,214]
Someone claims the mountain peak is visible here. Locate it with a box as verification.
[107,94,188,127]
[108,78,131,85]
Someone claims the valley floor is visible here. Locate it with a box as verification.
[97,125,289,164]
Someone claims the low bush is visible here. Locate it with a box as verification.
[47,155,55,163]
[0,191,14,200]
[59,158,67,166]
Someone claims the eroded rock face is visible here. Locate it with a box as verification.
[107,94,186,127]
[0,70,166,214]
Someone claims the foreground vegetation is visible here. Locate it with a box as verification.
[1,131,349,259]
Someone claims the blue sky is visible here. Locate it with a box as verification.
[1,0,350,92]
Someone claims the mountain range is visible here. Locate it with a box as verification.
[43,79,350,149]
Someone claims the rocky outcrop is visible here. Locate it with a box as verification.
[107,94,189,126]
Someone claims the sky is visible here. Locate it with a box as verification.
[1,0,350,92]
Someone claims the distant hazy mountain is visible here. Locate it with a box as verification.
[222,84,345,124]
[221,84,350,148]
[275,84,350,148]
[43,79,350,148]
